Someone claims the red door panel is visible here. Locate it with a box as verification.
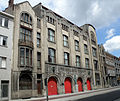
[64,78,72,94]
[87,79,91,90]
[77,78,83,92]
[48,77,57,95]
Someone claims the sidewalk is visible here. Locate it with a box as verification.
[11,86,120,101]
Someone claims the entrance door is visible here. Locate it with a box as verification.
[87,79,91,90]
[48,77,57,95]
[77,78,83,92]
[64,77,72,93]
[37,80,42,94]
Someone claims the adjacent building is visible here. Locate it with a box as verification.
[0,11,14,100]
[4,0,103,99]
[114,56,120,85]
[105,52,116,86]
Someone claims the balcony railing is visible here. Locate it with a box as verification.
[18,39,33,48]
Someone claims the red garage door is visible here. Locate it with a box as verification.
[77,78,83,92]
[87,79,91,90]
[48,77,57,95]
[64,77,72,94]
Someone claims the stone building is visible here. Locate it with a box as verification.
[0,11,14,100]
[105,52,116,87]
[98,44,108,88]
[5,0,102,99]
[114,56,120,85]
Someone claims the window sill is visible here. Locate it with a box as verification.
[0,45,8,48]
[0,25,9,29]
[48,40,56,44]
[63,46,69,48]
[0,67,6,69]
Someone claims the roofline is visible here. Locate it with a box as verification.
[0,11,14,18]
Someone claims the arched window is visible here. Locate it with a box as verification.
[91,31,95,41]
[19,74,32,90]
[21,13,32,24]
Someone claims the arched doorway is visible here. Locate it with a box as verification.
[48,77,58,95]
[19,74,32,90]
[64,77,72,94]
[87,78,91,90]
[77,78,83,92]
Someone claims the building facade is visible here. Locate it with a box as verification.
[105,52,116,87]
[5,0,102,99]
[98,44,108,88]
[114,56,120,85]
[0,11,14,100]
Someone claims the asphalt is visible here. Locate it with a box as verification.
[75,89,120,101]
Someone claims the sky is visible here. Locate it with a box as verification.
[0,0,120,57]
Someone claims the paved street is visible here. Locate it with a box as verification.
[75,89,120,101]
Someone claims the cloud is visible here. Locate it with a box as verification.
[103,36,120,52]
[1,0,120,29]
[105,28,115,39]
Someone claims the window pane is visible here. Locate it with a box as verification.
[2,57,6,68]
[2,18,5,26]
[3,37,7,46]
[1,83,8,97]
[5,18,8,27]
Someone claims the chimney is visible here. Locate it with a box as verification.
[8,0,14,7]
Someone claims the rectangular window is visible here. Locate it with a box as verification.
[0,16,8,28]
[62,24,69,32]
[75,40,79,51]
[92,47,97,57]
[48,48,55,63]
[19,48,32,66]
[37,32,41,48]
[20,48,24,65]
[48,29,55,42]
[37,52,41,69]
[37,18,41,28]
[95,73,100,85]
[1,81,9,98]
[84,44,88,54]
[0,57,6,68]
[76,56,80,67]
[85,58,89,68]
[64,52,69,65]
[94,60,98,70]
[0,35,7,46]
[20,27,32,42]
[63,35,69,47]
[46,16,55,25]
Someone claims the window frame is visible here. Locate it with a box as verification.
[63,35,69,47]
[75,40,79,51]
[37,32,41,48]
[0,35,7,47]
[37,52,41,69]
[84,44,88,54]
[0,56,7,69]
[19,47,32,66]
[64,52,69,65]
[48,48,56,63]
[85,58,89,68]
[48,28,55,43]
[76,55,80,67]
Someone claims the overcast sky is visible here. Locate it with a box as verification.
[0,0,120,57]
